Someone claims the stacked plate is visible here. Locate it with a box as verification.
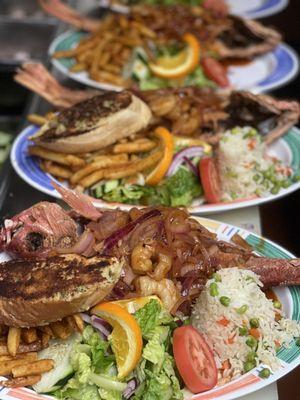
[2,1,300,400]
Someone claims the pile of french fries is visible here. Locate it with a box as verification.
[28,113,162,192]
[0,314,84,388]
[52,13,157,88]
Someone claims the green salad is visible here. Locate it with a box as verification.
[35,300,184,400]
[123,47,215,90]
[91,166,202,207]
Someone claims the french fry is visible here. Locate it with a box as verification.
[29,146,85,168]
[7,327,21,357]
[50,321,71,340]
[41,333,51,348]
[72,314,84,333]
[80,151,162,187]
[70,62,86,72]
[22,328,38,344]
[12,359,54,378]
[0,375,41,388]
[41,161,73,179]
[0,353,38,375]
[38,325,53,337]
[27,114,48,126]
[0,341,44,356]
[0,352,37,363]
[70,154,128,185]
[113,139,156,154]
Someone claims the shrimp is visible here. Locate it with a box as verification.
[131,242,172,280]
[135,276,180,311]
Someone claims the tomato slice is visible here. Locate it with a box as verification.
[173,326,218,393]
[201,57,230,88]
[199,157,221,203]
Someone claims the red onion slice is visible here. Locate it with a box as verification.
[103,209,161,253]
[81,313,91,324]
[91,315,112,340]
[167,146,205,177]
[123,378,139,399]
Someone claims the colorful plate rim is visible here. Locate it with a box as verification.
[0,216,299,400]
[49,29,299,94]
[10,125,300,215]
[231,0,289,19]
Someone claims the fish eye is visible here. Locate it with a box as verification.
[26,232,44,251]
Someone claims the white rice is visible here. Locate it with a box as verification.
[191,268,300,380]
[217,126,289,201]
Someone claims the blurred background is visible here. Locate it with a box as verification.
[0,1,299,398]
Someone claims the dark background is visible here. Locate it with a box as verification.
[0,1,299,398]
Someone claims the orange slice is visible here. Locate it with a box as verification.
[146,126,174,186]
[91,302,142,378]
[149,33,200,79]
[112,295,162,314]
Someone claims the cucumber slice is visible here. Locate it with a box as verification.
[132,58,150,81]
[104,180,119,193]
[33,332,82,393]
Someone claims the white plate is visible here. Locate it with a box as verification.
[10,125,300,215]
[0,217,299,400]
[49,30,299,94]
[227,0,289,19]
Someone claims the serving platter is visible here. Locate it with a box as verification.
[99,0,289,20]
[10,125,300,215]
[49,30,299,94]
[0,216,299,400]
[227,0,289,19]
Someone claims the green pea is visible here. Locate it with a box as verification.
[220,296,230,307]
[239,327,248,336]
[246,336,258,349]
[282,180,291,188]
[259,368,271,379]
[244,360,256,373]
[271,185,280,195]
[293,174,300,182]
[212,272,222,282]
[236,305,248,314]
[209,282,219,297]
[253,174,260,182]
[250,318,259,328]
[263,170,272,180]
[273,300,282,309]
[246,351,257,362]
[295,338,300,347]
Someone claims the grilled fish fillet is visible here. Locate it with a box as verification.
[30,91,152,153]
[0,254,122,327]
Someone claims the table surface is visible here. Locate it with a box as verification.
[1,1,299,399]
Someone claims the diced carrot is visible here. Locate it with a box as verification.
[274,340,281,349]
[222,360,231,370]
[275,312,282,322]
[227,333,236,344]
[249,328,261,339]
[217,317,230,327]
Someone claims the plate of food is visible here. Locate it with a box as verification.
[98,0,289,19]
[10,68,300,214]
[45,3,298,93]
[0,190,299,399]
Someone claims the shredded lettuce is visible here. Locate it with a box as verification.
[132,300,183,400]
[92,167,202,207]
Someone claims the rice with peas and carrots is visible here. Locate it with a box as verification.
[191,268,300,384]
